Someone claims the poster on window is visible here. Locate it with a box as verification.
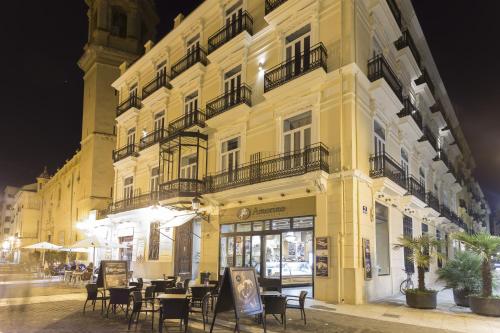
[363,238,372,280]
[315,237,329,277]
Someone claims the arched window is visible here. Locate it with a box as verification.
[111,7,127,38]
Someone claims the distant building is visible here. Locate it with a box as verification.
[0,186,19,240]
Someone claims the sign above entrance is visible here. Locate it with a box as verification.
[220,196,316,224]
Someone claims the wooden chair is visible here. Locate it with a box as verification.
[286,291,308,324]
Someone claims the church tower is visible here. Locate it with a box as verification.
[77,0,158,213]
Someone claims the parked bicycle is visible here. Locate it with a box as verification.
[399,269,414,294]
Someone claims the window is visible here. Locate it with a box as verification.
[283,111,312,154]
[419,167,426,187]
[401,148,409,179]
[285,24,311,75]
[154,112,165,141]
[436,229,443,268]
[374,120,385,155]
[375,203,390,275]
[148,222,160,260]
[129,83,138,98]
[180,154,198,179]
[156,61,167,80]
[123,177,133,201]
[186,34,200,64]
[127,128,136,148]
[403,216,414,273]
[224,65,242,105]
[111,7,127,38]
[225,0,243,37]
[422,223,429,272]
[221,137,240,172]
[150,167,159,192]
[184,91,198,115]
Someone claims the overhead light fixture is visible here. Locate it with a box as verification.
[258,62,264,72]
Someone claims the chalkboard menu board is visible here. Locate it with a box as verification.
[363,239,372,280]
[210,267,264,333]
[98,260,128,289]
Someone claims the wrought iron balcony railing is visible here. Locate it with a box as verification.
[369,153,407,190]
[142,73,172,99]
[367,54,403,102]
[386,0,402,28]
[419,126,438,153]
[116,95,141,117]
[109,191,160,214]
[264,43,327,93]
[166,110,206,139]
[205,143,329,193]
[426,192,440,212]
[394,29,421,65]
[139,129,168,150]
[171,46,208,80]
[206,84,252,119]
[406,177,425,202]
[415,68,435,95]
[434,149,450,169]
[265,0,288,15]
[397,97,423,130]
[208,12,253,54]
[113,144,138,162]
[159,179,205,199]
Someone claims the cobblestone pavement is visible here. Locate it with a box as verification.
[0,281,84,299]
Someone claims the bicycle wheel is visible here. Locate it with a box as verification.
[400,279,408,295]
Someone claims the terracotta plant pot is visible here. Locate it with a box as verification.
[453,288,471,307]
[405,290,437,309]
[469,296,500,317]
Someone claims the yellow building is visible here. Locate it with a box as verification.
[94,0,490,304]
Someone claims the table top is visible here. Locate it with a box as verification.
[260,291,283,297]
[109,286,136,291]
[190,284,216,288]
[150,279,175,282]
[157,294,188,300]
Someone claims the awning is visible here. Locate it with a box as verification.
[159,212,197,229]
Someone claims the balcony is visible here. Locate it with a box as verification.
[206,84,252,120]
[426,192,440,213]
[171,46,208,80]
[205,143,329,193]
[208,12,253,54]
[264,43,327,93]
[433,149,450,171]
[415,68,435,95]
[397,97,423,134]
[116,95,141,118]
[113,144,139,163]
[142,73,171,101]
[368,54,403,102]
[406,177,425,203]
[386,0,402,28]
[166,110,206,139]
[139,129,168,150]
[109,192,160,214]
[395,29,421,66]
[369,153,407,191]
[265,0,288,15]
[418,126,438,155]
[159,179,205,200]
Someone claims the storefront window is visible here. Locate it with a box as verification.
[220,224,234,233]
[253,221,264,231]
[272,219,290,230]
[375,203,390,275]
[236,222,251,232]
[292,216,313,229]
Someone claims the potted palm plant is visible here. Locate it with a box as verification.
[453,232,500,316]
[395,234,442,309]
[437,251,482,307]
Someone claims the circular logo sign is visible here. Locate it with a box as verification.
[237,208,251,220]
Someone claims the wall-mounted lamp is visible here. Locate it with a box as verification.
[191,196,210,223]
[258,62,264,72]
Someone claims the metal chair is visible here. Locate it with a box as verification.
[189,293,211,331]
[190,286,211,308]
[130,277,143,292]
[106,288,132,318]
[286,290,307,324]
[263,295,287,329]
[83,283,108,314]
[159,298,190,333]
[165,287,186,294]
[128,291,158,331]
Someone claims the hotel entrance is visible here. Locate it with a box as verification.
[219,216,314,294]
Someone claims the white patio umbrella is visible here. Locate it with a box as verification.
[23,242,62,266]
[70,236,127,265]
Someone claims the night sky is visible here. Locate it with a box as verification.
[0,1,498,209]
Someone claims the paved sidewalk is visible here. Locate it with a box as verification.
[306,289,500,333]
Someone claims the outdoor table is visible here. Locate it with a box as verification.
[260,291,283,297]
[190,284,216,288]
[63,271,72,284]
[107,286,135,318]
[72,271,84,285]
[157,293,189,300]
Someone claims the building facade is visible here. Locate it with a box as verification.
[0,186,19,260]
[92,0,490,304]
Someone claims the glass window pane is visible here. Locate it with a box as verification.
[220,224,234,233]
[253,221,263,231]
[264,221,271,230]
[272,219,290,230]
[236,222,251,232]
[292,216,313,229]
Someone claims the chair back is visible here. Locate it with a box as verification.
[161,298,189,320]
[109,289,130,304]
[298,291,308,308]
[151,280,168,293]
[264,296,287,315]
[145,285,156,299]
[190,286,210,300]
[183,278,191,290]
[137,278,144,290]
[165,287,186,294]
[165,280,176,288]
[208,280,219,293]
[85,283,98,300]
[131,291,143,312]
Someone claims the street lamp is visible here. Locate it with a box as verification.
[191,197,209,223]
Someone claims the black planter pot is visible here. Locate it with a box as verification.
[469,296,500,317]
[453,288,471,307]
[405,290,437,309]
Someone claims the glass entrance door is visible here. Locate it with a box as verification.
[263,234,281,280]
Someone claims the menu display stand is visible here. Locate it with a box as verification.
[210,267,265,333]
